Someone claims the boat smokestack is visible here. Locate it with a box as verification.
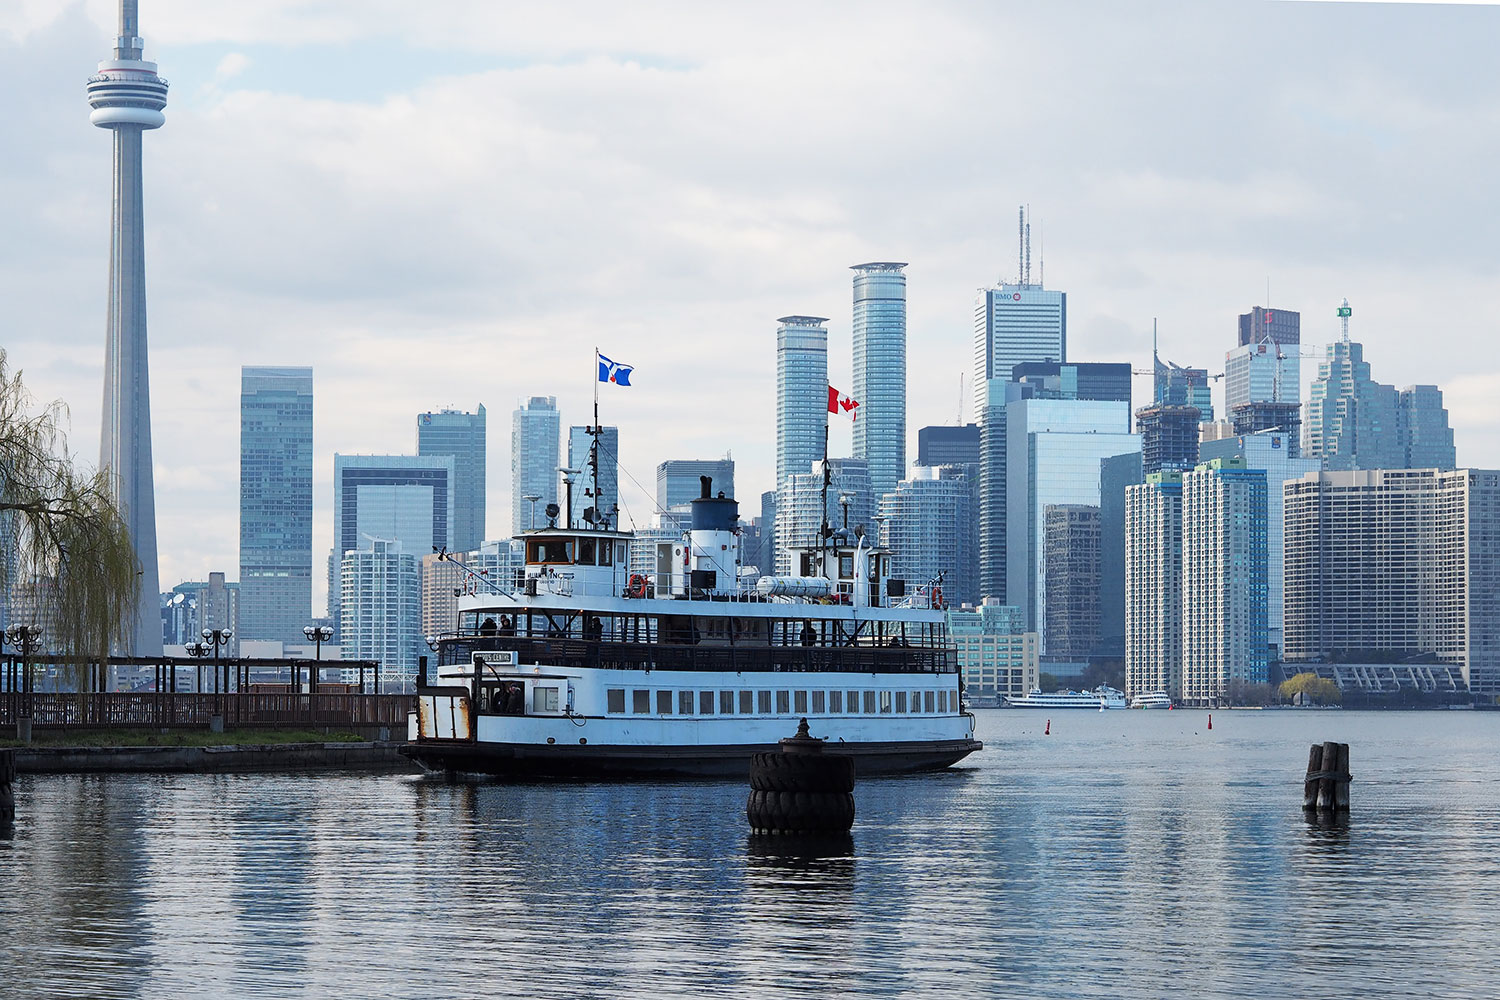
[700,475,713,500]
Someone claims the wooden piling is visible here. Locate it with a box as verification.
[1303,741,1351,815]
[0,747,14,826]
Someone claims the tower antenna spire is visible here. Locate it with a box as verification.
[1017,206,1025,285]
[1024,205,1032,287]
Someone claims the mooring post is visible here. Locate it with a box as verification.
[1303,743,1322,810]
[0,747,15,827]
[1304,741,1351,815]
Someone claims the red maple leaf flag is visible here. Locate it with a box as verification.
[828,385,859,420]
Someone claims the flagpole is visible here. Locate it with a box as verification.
[592,348,603,528]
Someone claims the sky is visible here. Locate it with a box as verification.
[2,1,1498,612]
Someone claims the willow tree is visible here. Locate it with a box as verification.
[0,349,137,670]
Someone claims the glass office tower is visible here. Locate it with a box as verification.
[852,263,908,500]
[417,406,486,551]
[775,317,829,488]
[239,366,313,642]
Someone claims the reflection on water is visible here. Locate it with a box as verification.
[3,712,1500,999]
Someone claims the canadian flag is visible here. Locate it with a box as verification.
[828,385,859,420]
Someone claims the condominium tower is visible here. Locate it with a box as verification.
[89,0,169,654]
[851,263,908,499]
[1124,472,1183,699]
[775,317,829,488]
[878,467,976,608]
[511,397,560,535]
[239,367,313,642]
[657,459,735,511]
[417,406,486,550]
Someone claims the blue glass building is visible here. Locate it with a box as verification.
[417,406,486,551]
[851,263,907,500]
[238,366,313,642]
[775,317,828,487]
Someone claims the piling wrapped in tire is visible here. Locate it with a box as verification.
[745,718,857,834]
[747,788,855,834]
[749,750,854,793]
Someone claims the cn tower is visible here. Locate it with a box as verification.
[87,0,166,656]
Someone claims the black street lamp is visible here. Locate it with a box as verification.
[184,640,209,692]
[303,625,333,659]
[5,624,43,741]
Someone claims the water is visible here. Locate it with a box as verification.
[3,710,1499,999]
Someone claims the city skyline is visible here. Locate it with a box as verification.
[5,3,1499,601]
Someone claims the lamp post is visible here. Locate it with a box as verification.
[523,494,541,530]
[5,624,43,743]
[184,640,209,693]
[201,627,233,732]
[303,625,333,694]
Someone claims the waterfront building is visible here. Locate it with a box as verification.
[1283,468,1500,697]
[239,366,313,643]
[916,424,980,467]
[340,539,421,690]
[657,459,735,512]
[1226,306,1301,413]
[1006,395,1139,652]
[1199,429,1320,656]
[511,397,560,536]
[774,459,871,577]
[1124,472,1183,700]
[1136,404,1201,474]
[1098,451,1143,660]
[1180,459,1269,706]
[878,467,976,608]
[89,0,170,655]
[1042,505,1101,662]
[946,610,1039,706]
[568,425,619,527]
[775,317,829,489]
[972,283,1066,421]
[851,263,908,499]
[417,406,486,551]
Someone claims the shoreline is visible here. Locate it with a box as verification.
[12,740,421,775]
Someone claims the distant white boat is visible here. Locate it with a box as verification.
[1005,686,1127,710]
[1130,691,1173,710]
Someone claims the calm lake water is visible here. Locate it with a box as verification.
[4,710,1500,999]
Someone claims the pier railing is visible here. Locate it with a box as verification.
[0,691,414,730]
[438,637,954,675]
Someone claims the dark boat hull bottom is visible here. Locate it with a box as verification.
[399,739,982,779]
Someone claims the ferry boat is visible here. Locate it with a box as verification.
[1004,685,1127,710]
[402,474,980,778]
[1129,691,1173,709]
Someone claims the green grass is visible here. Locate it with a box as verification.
[0,728,369,749]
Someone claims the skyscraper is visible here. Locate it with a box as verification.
[1226,306,1301,413]
[340,539,421,690]
[88,0,168,655]
[1124,471,1183,700]
[1154,354,1214,421]
[773,459,871,576]
[1398,385,1457,469]
[1136,404,1201,474]
[657,459,735,511]
[1303,336,1403,470]
[775,317,829,489]
[1042,505,1102,661]
[511,397,560,536]
[878,467,976,608]
[916,425,980,467]
[239,367,312,642]
[568,425,619,527]
[972,284,1067,421]
[852,263,908,499]
[417,406,486,550]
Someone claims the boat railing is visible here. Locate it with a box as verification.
[437,636,955,675]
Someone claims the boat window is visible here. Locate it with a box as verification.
[656,691,673,714]
[699,691,715,715]
[812,691,825,713]
[839,554,854,579]
[910,692,921,713]
[534,687,560,713]
[679,691,694,715]
[863,691,877,714]
[896,692,907,713]
[939,690,949,713]
[794,691,808,714]
[607,689,625,714]
[739,690,753,714]
[598,541,613,566]
[757,691,772,714]
[720,691,735,714]
[829,690,843,713]
[846,690,860,714]
[632,690,650,714]
[776,691,790,714]
[924,691,936,713]
[879,691,892,714]
[529,538,575,564]
[577,537,597,565]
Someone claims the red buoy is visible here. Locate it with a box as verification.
[1044,719,1051,736]
[1207,713,1213,731]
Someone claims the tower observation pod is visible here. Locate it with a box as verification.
[87,0,167,657]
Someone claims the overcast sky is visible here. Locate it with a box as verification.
[2,1,1497,608]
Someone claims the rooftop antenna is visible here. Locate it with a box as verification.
[1038,218,1044,288]
[956,372,965,425]
[1017,206,1025,286]
[1338,297,1352,343]
[1024,205,1032,287]
[1266,276,1271,307]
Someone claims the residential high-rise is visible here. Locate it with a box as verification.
[239,366,313,643]
[568,425,619,527]
[657,459,734,511]
[1226,306,1301,413]
[1283,468,1500,697]
[972,285,1066,421]
[340,539,421,690]
[1181,458,1269,706]
[417,406,486,550]
[775,317,829,488]
[1006,395,1139,651]
[916,424,980,467]
[1098,451,1144,660]
[1230,401,1302,455]
[946,607,1038,706]
[421,542,520,639]
[1200,429,1320,656]
[878,467,976,607]
[773,459,870,576]
[89,0,169,655]
[1042,505,1102,661]
[511,397,560,536]
[852,264,908,499]
[1124,472,1183,700]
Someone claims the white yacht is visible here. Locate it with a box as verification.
[1004,686,1128,710]
[403,473,980,778]
[1129,691,1173,709]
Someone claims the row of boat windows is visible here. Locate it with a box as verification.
[604,687,953,716]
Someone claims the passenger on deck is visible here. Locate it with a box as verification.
[800,621,817,647]
[498,615,515,636]
[479,617,498,638]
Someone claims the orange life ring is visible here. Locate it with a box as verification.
[626,574,648,599]
[931,586,944,609]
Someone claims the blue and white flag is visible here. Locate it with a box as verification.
[598,354,634,386]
